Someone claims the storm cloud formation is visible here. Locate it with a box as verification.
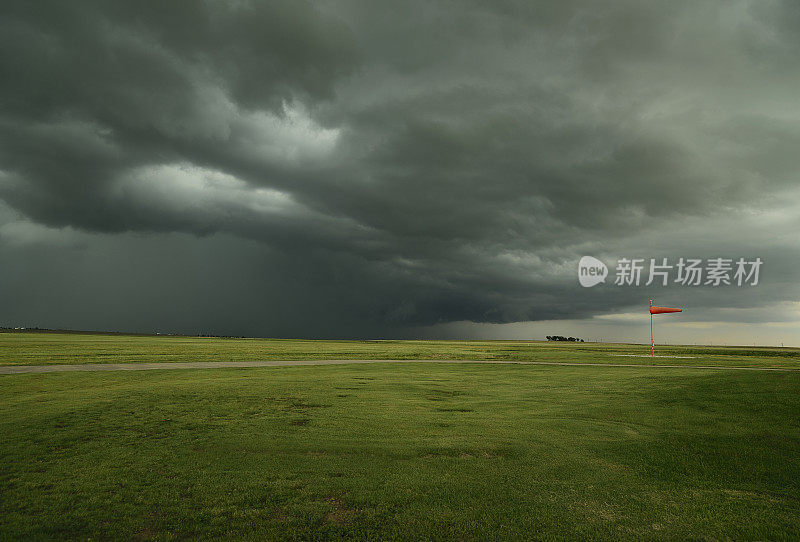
[1,0,799,340]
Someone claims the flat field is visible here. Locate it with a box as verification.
[1,333,799,540]
[1,331,799,368]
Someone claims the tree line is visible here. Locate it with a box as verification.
[545,336,584,342]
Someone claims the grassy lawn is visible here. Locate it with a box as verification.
[1,332,799,368]
[1,357,799,539]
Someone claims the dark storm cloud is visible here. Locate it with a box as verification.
[0,0,798,336]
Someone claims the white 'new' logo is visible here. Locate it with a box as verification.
[578,256,608,288]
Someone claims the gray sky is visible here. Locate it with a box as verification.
[1,0,799,344]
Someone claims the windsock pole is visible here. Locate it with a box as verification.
[649,301,683,356]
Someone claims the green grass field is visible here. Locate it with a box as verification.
[1,331,799,368]
[1,333,799,540]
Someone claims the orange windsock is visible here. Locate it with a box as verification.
[650,306,683,314]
